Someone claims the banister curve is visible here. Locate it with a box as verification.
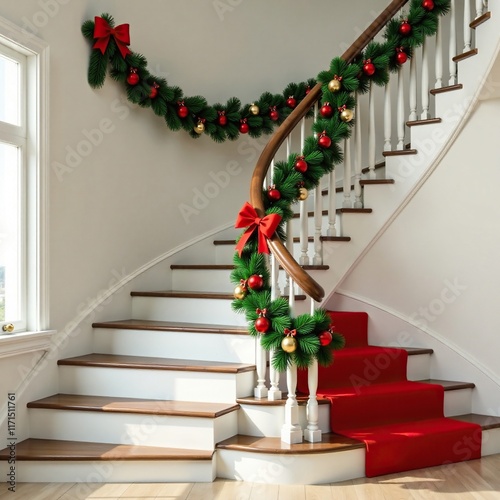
[250,0,410,303]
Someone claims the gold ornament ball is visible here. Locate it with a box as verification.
[249,103,260,115]
[340,108,354,123]
[298,187,308,201]
[281,336,297,353]
[233,284,247,300]
[328,79,342,92]
[194,121,205,134]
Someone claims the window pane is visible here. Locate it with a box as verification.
[0,142,22,324]
[0,54,20,126]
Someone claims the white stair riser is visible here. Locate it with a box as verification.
[58,365,255,404]
[172,269,233,292]
[131,296,246,326]
[28,409,237,451]
[443,389,473,417]
[216,447,365,485]
[238,404,330,437]
[93,328,255,364]
[215,241,318,265]
[407,353,431,381]
[0,459,215,483]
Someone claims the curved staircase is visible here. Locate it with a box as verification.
[2,0,500,486]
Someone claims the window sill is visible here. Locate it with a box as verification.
[0,329,56,359]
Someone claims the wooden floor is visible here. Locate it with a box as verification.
[2,454,500,499]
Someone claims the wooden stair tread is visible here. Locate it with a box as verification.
[452,48,478,63]
[58,353,255,374]
[404,346,434,355]
[421,379,475,391]
[92,319,248,335]
[470,11,491,29]
[359,179,395,185]
[216,433,364,455]
[430,84,463,95]
[213,236,352,245]
[27,394,239,418]
[454,413,500,430]
[0,439,213,461]
[406,117,442,127]
[382,149,418,157]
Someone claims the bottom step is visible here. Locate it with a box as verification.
[0,439,215,482]
[1,414,499,484]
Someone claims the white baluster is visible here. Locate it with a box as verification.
[449,0,457,86]
[368,81,376,178]
[409,53,417,122]
[421,38,430,120]
[327,170,337,236]
[464,0,472,52]
[281,363,303,444]
[283,139,292,297]
[254,338,268,399]
[299,118,309,266]
[313,184,323,265]
[304,358,321,442]
[354,95,363,209]
[435,16,443,89]
[268,254,281,401]
[397,67,405,150]
[384,80,392,151]
[342,139,352,208]
[475,0,484,17]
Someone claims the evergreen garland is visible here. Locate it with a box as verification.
[82,1,450,370]
[230,0,449,371]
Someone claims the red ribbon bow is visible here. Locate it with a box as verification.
[284,328,297,337]
[93,16,131,59]
[235,202,282,256]
[256,308,268,317]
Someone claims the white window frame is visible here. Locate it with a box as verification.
[0,15,54,356]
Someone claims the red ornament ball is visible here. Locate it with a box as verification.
[127,70,139,86]
[286,96,297,109]
[363,61,376,76]
[268,187,281,201]
[319,330,333,346]
[149,88,157,98]
[247,274,264,291]
[294,157,308,173]
[396,51,408,65]
[318,133,332,149]
[269,108,279,121]
[255,316,270,334]
[320,103,333,118]
[239,122,249,134]
[177,105,189,118]
[422,0,435,10]
[218,114,227,126]
[399,21,412,36]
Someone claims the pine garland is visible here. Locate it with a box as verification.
[230,0,450,371]
[82,1,450,370]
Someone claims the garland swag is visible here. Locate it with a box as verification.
[82,0,450,371]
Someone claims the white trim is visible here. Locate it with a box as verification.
[335,288,500,389]
[0,329,55,358]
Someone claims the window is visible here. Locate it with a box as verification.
[0,15,50,350]
[0,45,26,331]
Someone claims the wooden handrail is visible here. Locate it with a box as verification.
[250,0,410,302]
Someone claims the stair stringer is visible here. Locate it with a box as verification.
[310,7,500,311]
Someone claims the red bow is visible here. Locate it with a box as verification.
[235,202,282,256]
[284,328,297,337]
[93,17,131,59]
[256,308,267,317]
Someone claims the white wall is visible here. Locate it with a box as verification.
[0,0,390,437]
[332,97,500,414]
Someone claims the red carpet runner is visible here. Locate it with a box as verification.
[297,311,482,477]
